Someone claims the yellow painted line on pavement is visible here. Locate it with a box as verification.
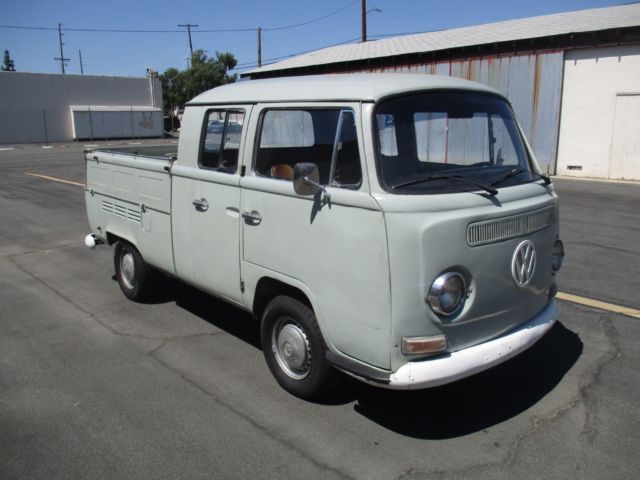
[25,172,85,188]
[557,292,640,319]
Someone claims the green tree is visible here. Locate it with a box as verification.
[160,49,237,128]
[159,67,183,113]
[2,50,16,71]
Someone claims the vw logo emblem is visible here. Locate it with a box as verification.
[512,240,536,287]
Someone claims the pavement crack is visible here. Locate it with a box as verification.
[8,255,95,317]
[148,349,356,480]
[3,242,80,259]
[568,240,636,256]
[8,244,350,478]
[6,255,223,344]
[397,314,623,480]
[579,314,620,443]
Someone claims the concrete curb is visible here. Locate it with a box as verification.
[552,175,640,186]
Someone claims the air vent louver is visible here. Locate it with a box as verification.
[101,200,142,224]
[467,207,555,246]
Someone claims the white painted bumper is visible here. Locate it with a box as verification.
[388,299,559,389]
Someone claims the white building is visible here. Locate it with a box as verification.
[0,71,162,143]
[245,4,640,181]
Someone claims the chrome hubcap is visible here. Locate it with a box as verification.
[273,319,311,380]
[120,252,135,289]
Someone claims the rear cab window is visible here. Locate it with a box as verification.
[255,108,362,189]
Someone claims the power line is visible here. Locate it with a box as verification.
[2,2,372,74]
[0,1,359,34]
[261,1,357,32]
[234,35,362,70]
[0,25,183,32]
[369,30,443,39]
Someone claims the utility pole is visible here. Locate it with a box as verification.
[54,23,70,74]
[257,27,262,67]
[361,0,367,43]
[78,50,84,75]
[178,23,198,61]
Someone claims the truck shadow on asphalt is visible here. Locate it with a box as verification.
[349,322,582,439]
[164,280,583,439]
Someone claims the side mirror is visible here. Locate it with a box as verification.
[293,163,321,196]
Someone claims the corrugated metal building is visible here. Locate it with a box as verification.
[0,72,163,144]
[245,4,640,180]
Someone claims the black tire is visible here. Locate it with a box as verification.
[113,241,155,302]
[261,295,339,399]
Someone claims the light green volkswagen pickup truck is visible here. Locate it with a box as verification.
[85,74,564,399]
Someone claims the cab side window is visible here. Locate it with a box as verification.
[255,108,362,189]
[200,110,245,173]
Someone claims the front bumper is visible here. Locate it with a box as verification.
[388,299,559,389]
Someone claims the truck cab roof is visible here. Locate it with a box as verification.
[187,73,504,105]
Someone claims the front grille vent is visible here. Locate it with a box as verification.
[468,216,523,246]
[101,201,142,224]
[527,208,556,233]
[467,206,555,246]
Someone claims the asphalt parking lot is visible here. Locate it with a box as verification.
[1,142,639,479]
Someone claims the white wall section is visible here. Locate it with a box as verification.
[0,72,163,143]
[70,106,162,140]
[557,45,640,180]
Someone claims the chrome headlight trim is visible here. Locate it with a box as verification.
[426,271,467,316]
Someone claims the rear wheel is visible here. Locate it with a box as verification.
[261,295,338,399]
[114,241,155,301]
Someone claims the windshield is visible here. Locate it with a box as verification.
[375,91,537,194]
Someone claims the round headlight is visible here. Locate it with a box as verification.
[427,272,467,316]
[551,239,564,272]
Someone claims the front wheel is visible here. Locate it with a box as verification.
[261,296,338,399]
[114,241,155,301]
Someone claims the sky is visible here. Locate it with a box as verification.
[1,0,631,77]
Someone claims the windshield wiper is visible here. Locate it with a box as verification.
[391,174,498,196]
[490,168,551,187]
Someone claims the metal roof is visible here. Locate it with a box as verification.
[188,73,502,104]
[248,3,640,75]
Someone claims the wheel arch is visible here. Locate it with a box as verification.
[252,277,313,321]
[106,231,136,247]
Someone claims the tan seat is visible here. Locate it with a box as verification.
[270,164,294,180]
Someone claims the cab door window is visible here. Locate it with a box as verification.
[255,108,362,189]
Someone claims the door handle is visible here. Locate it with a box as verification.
[192,198,209,212]
[242,210,262,225]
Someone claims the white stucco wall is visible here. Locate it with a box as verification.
[556,45,640,179]
[0,72,163,143]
